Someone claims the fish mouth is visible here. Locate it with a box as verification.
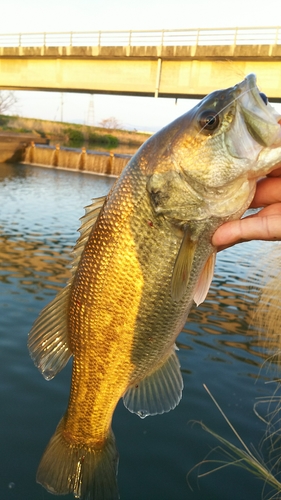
[238,73,281,147]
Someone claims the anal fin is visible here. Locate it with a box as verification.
[123,346,183,418]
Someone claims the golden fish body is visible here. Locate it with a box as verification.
[28,74,281,499]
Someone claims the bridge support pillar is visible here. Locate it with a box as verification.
[155,58,162,98]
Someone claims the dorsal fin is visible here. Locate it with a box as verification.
[71,195,106,275]
[28,284,72,380]
[28,195,107,380]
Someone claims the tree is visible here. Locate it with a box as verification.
[99,117,122,130]
[0,91,17,115]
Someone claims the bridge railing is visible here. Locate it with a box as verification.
[0,27,280,48]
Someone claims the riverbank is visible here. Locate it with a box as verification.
[0,114,151,172]
[0,114,152,151]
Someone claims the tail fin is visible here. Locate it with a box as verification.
[36,417,119,500]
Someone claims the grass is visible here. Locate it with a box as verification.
[190,248,281,499]
[189,385,281,500]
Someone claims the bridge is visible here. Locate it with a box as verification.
[0,27,281,100]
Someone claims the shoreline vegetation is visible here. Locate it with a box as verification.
[0,114,152,153]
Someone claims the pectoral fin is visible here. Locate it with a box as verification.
[193,251,216,306]
[123,346,183,418]
[171,230,196,302]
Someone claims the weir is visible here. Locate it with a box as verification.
[24,143,132,176]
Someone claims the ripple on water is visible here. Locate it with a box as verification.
[1,163,280,500]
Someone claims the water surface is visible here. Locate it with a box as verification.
[0,163,279,500]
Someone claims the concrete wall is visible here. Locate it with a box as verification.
[0,133,47,163]
[0,45,281,99]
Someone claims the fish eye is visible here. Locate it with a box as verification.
[259,92,268,105]
[198,110,220,131]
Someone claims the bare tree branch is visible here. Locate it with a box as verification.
[99,117,122,130]
[0,91,17,115]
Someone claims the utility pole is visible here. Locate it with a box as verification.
[87,94,95,126]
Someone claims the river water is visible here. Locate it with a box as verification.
[0,162,280,500]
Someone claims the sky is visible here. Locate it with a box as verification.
[1,0,281,131]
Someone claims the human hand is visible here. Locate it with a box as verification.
[212,167,281,251]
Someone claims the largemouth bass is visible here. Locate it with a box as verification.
[28,74,281,499]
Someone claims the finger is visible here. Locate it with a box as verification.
[255,203,281,217]
[251,177,281,208]
[212,214,281,248]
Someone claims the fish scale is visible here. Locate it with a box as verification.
[28,73,281,499]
